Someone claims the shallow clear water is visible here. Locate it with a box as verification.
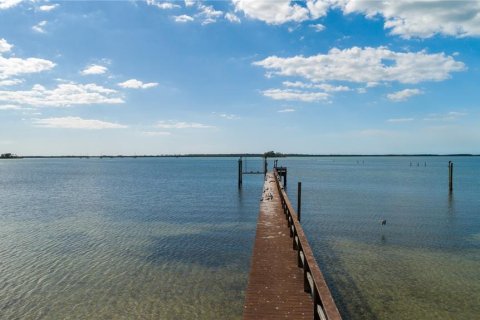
[1,157,479,319]
[0,158,261,319]
[282,156,480,319]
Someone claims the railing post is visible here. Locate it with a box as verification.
[297,248,303,267]
[313,287,320,320]
[304,268,311,293]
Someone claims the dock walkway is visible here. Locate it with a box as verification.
[243,171,341,320]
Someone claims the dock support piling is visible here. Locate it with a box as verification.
[449,161,453,192]
[238,157,243,188]
[264,157,268,177]
[297,182,302,222]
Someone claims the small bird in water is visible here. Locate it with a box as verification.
[381,219,387,226]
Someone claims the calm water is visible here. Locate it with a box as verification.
[0,158,260,319]
[1,157,479,319]
[283,156,480,319]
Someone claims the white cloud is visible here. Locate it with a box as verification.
[310,23,325,32]
[357,87,367,94]
[278,108,295,113]
[156,120,213,129]
[282,81,350,92]
[201,18,214,25]
[254,47,465,85]
[424,111,467,121]
[262,88,329,102]
[38,4,58,12]
[307,0,330,19]
[387,118,414,123]
[317,83,350,92]
[194,3,223,25]
[142,131,172,136]
[232,0,332,25]
[233,0,311,25]
[0,38,13,53]
[33,116,127,129]
[387,88,423,101]
[0,55,55,80]
[232,1,480,38]
[447,111,467,117]
[32,20,48,33]
[0,78,23,86]
[81,64,108,75]
[283,81,309,88]
[0,0,22,10]
[219,113,238,120]
[146,0,180,10]
[225,12,241,23]
[288,25,300,33]
[199,4,223,18]
[174,14,194,22]
[118,79,158,89]
[169,2,224,25]
[0,83,124,107]
[212,112,239,119]
[338,0,480,38]
[0,104,22,110]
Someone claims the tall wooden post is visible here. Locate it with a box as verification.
[238,157,243,188]
[449,161,453,192]
[264,156,268,176]
[297,182,302,222]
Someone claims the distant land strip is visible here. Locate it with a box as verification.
[10,153,479,159]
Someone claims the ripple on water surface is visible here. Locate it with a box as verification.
[285,156,480,320]
[1,157,479,319]
[0,158,261,319]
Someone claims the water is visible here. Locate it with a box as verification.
[282,156,480,319]
[1,157,479,319]
[0,158,261,319]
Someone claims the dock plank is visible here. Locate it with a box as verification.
[243,173,313,319]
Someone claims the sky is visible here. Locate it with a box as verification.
[0,0,479,155]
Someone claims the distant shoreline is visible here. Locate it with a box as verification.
[7,153,479,159]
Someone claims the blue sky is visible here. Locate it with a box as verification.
[0,0,479,155]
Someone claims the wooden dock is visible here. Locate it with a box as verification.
[243,171,341,320]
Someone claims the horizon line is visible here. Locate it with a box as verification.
[4,153,478,159]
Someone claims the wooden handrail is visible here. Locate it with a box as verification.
[273,169,342,320]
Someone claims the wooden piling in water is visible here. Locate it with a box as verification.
[297,182,302,222]
[449,161,453,192]
[238,157,243,188]
[275,167,288,189]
